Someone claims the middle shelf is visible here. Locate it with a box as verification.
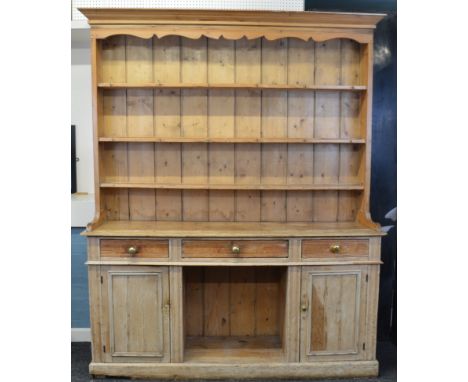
[100,183,364,191]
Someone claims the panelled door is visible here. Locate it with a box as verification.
[300,265,368,362]
[100,266,170,362]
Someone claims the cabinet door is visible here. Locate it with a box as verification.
[300,265,368,361]
[100,266,170,362]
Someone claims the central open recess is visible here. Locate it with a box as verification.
[183,266,287,362]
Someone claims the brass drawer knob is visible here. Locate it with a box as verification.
[231,245,240,254]
[329,244,341,254]
[127,246,138,256]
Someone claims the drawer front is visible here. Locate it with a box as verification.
[182,240,288,258]
[302,239,369,258]
[100,239,169,259]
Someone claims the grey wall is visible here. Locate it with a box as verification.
[71,228,89,328]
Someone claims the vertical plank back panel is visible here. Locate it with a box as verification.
[184,267,285,338]
[203,267,231,336]
[255,267,280,336]
[101,58,129,223]
[207,39,236,221]
[153,36,182,220]
[184,267,204,336]
[230,268,256,336]
[101,36,126,83]
[313,40,342,222]
[180,37,208,221]
[125,36,155,220]
[260,38,288,222]
[339,40,363,221]
[234,38,262,220]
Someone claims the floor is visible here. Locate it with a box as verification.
[71,341,396,382]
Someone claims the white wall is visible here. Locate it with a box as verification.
[71,38,94,194]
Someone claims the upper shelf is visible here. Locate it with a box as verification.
[98,83,367,91]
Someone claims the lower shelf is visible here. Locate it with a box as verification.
[185,335,284,363]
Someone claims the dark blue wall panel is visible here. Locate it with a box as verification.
[71,228,89,328]
[306,0,397,341]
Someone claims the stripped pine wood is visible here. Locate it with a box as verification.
[100,239,169,258]
[313,40,342,222]
[155,143,182,220]
[184,267,286,340]
[125,36,155,220]
[84,220,384,238]
[153,37,181,138]
[182,240,288,258]
[102,189,129,220]
[235,190,261,222]
[99,137,366,143]
[230,267,256,336]
[184,267,204,336]
[286,40,315,221]
[101,35,126,84]
[181,37,208,137]
[170,266,185,362]
[100,266,170,362]
[207,39,236,220]
[208,38,235,137]
[261,145,287,221]
[85,10,384,378]
[234,39,262,221]
[301,265,368,362]
[101,39,129,220]
[102,90,127,137]
[255,267,281,336]
[181,37,209,221]
[261,38,288,221]
[339,40,363,220]
[204,267,231,336]
[98,83,367,91]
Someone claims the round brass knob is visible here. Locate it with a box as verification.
[231,245,240,255]
[127,246,138,256]
[301,304,308,312]
[329,244,341,254]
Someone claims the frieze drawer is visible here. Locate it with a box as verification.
[302,239,369,258]
[100,239,169,259]
[182,240,288,258]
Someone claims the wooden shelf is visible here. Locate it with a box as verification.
[99,137,366,144]
[82,221,384,237]
[99,182,364,191]
[184,336,283,363]
[98,82,367,91]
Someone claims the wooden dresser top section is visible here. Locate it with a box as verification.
[79,8,385,42]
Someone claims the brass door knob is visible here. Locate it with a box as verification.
[127,246,138,256]
[301,299,309,312]
[329,244,341,254]
[231,245,240,255]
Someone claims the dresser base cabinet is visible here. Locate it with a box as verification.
[81,8,385,380]
[86,237,381,379]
